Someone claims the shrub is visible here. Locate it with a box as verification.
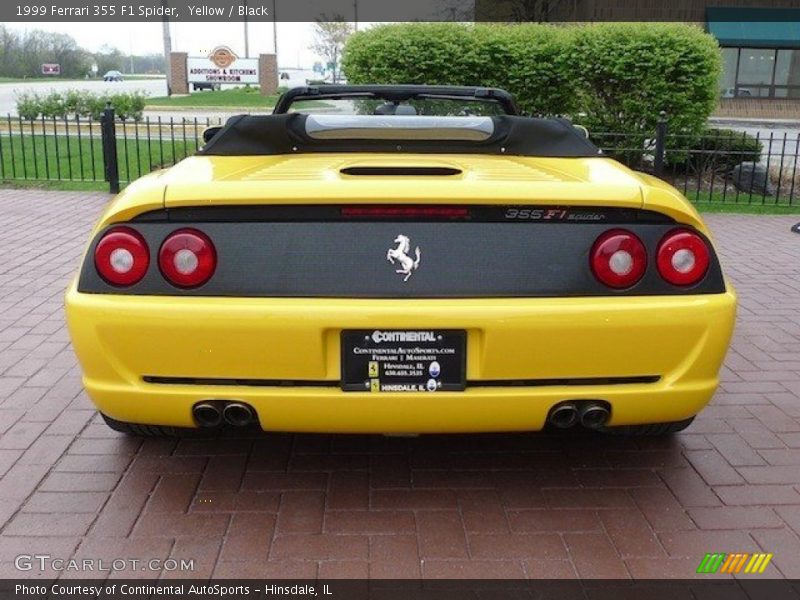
[112,91,146,121]
[343,23,578,117]
[13,89,147,121]
[569,23,721,153]
[770,164,800,193]
[84,94,110,120]
[342,23,722,162]
[15,91,40,120]
[684,128,762,174]
[63,89,86,118]
[40,90,67,119]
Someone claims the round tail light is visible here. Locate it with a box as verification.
[656,229,710,286]
[590,229,647,289]
[94,226,149,286]
[158,229,217,288]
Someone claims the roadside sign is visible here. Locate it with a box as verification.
[187,45,258,85]
[41,63,60,75]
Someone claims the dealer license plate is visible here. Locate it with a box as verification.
[341,329,466,392]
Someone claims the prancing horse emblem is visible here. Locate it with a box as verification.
[386,234,421,282]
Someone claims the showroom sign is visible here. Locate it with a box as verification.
[187,46,258,84]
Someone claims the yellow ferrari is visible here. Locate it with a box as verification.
[65,85,736,436]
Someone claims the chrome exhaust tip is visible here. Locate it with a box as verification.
[223,402,255,427]
[549,403,579,429]
[193,402,223,428]
[579,403,611,430]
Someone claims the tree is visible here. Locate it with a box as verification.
[94,45,125,76]
[310,17,353,84]
[0,25,90,78]
[474,0,564,22]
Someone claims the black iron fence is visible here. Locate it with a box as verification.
[0,105,223,193]
[591,116,799,207]
[0,106,797,206]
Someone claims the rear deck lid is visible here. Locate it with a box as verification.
[161,154,645,209]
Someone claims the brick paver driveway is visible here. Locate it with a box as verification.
[1,189,799,580]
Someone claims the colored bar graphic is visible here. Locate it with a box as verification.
[720,553,740,573]
[698,552,773,574]
[697,553,726,573]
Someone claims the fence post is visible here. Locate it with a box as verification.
[653,111,667,177]
[101,102,120,194]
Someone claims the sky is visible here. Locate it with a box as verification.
[7,21,344,69]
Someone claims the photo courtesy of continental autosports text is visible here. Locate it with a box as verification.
[13,583,332,598]
[0,0,799,598]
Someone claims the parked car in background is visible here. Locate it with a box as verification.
[103,70,123,82]
[192,82,221,92]
[721,87,753,98]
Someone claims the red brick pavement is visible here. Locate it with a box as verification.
[1,189,800,579]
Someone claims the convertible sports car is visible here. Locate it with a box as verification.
[65,85,736,436]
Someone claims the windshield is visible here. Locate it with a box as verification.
[273,86,519,116]
[288,97,509,117]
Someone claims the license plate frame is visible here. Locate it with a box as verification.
[340,329,467,392]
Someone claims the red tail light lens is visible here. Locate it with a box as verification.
[94,226,149,287]
[158,229,217,288]
[656,229,710,286]
[590,229,647,289]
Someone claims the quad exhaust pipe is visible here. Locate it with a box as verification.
[548,401,610,430]
[193,401,256,428]
[549,403,579,429]
[223,402,256,427]
[578,403,610,430]
[193,402,223,428]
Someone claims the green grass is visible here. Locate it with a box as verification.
[684,190,800,214]
[146,87,281,109]
[0,76,87,84]
[0,132,195,185]
[695,202,800,215]
[0,75,163,84]
[146,87,330,111]
[1,179,109,191]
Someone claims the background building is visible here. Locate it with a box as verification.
[476,0,800,118]
[709,7,800,117]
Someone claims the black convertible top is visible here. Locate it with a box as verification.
[199,113,601,158]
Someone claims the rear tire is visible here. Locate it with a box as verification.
[602,416,695,436]
[101,413,191,437]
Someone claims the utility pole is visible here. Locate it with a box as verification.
[161,0,172,95]
[128,31,135,74]
[243,0,250,57]
[272,0,278,55]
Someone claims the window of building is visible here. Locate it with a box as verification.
[720,48,738,92]
[721,47,800,99]
[775,49,800,98]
